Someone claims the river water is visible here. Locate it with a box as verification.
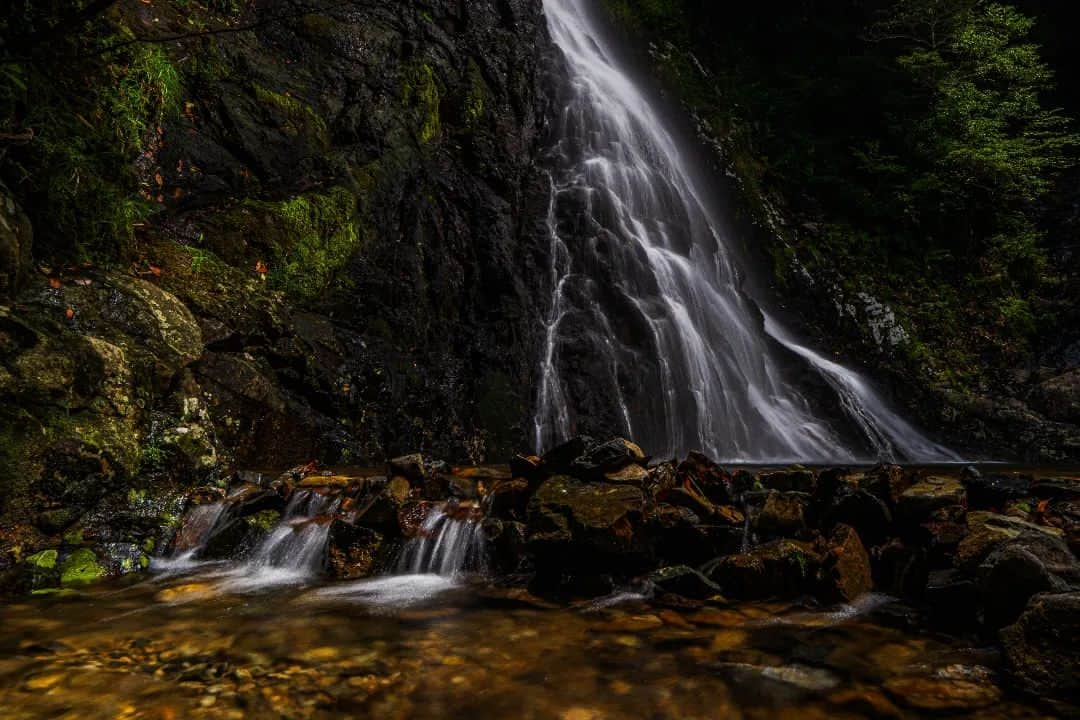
[0,572,1066,719]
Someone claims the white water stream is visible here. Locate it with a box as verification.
[534,0,958,463]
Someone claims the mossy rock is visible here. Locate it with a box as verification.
[59,548,107,586]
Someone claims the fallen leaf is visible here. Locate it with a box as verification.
[64,308,74,320]
[48,277,61,289]
[255,260,269,274]
[148,264,163,277]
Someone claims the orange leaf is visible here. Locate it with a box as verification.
[64,308,74,320]
[154,173,164,187]
[255,260,269,274]
[148,264,163,277]
[48,277,61,289]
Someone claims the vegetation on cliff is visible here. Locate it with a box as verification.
[601,0,1080,456]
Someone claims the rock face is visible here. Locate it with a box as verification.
[1,0,555,572]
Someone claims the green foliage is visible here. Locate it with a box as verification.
[0,33,183,260]
[253,84,328,143]
[257,187,365,300]
[603,0,1078,389]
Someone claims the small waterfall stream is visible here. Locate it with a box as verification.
[535,0,958,463]
[397,505,488,577]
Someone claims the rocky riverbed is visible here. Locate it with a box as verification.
[1,436,1078,717]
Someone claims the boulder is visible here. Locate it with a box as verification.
[956,512,1073,573]
[820,524,872,603]
[569,437,646,478]
[539,436,595,475]
[1000,591,1080,698]
[486,478,530,521]
[898,475,965,523]
[756,467,816,494]
[924,569,979,626]
[960,468,1031,510]
[979,544,1071,629]
[862,463,910,508]
[675,451,733,505]
[754,490,808,537]
[509,453,543,483]
[482,518,527,574]
[202,509,281,558]
[389,454,426,483]
[821,489,892,546]
[526,475,651,578]
[705,539,823,600]
[353,476,410,535]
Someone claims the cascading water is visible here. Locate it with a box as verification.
[534,0,958,463]
[397,505,488,577]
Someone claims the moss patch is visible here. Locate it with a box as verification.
[59,548,107,585]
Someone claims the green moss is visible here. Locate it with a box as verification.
[462,60,488,128]
[59,548,107,585]
[246,509,281,534]
[253,84,328,144]
[402,63,441,144]
[62,528,85,546]
[26,549,58,570]
[256,186,367,300]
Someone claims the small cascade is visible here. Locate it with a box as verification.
[397,504,488,577]
[244,490,340,575]
[153,501,228,572]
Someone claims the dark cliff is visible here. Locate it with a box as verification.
[0,0,554,555]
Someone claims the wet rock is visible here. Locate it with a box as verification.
[58,548,106,585]
[883,672,1001,711]
[960,468,1031,510]
[526,475,651,583]
[1030,476,1080,501]
[540,436,595,475]
[661,485,716,519]
[820,524,872,603]
[447,475,478,500]
[100,542,149,576]
[898,475,965,523]
[675,452,733,505]
[924,569,979,626]
[956,512,1073,573]
[1000,591,1080,698]
[388,454,426,484]
[486,478,530,521]
[650,565,723,600]
[327,521,383,579]
[202,509,281,559]
[604,464,649,484]
[509,454,543,483]
[757,467,816,494]
[1031,368,1080,423]
[482,518,527,574]
[354,477,410,535]
[569,437,646,478]
[978,544,1071,629]
[754,491,808,538]
[862,464,910,508]
[821,489,891,546]
[705,539,823,600]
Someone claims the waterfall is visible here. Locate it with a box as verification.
[534,0,957,463]
[397,505,488,577]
